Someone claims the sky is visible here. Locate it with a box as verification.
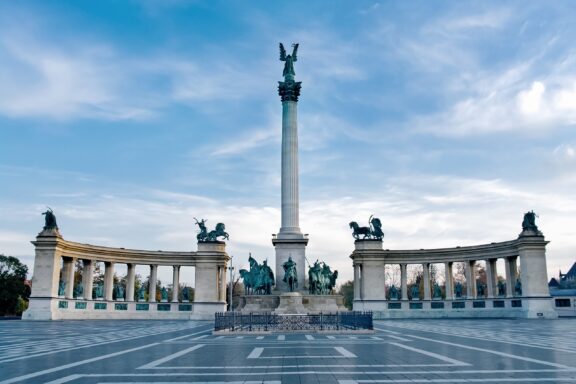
[1,0,575,287]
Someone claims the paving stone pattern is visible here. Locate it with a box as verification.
[0,319,575,383]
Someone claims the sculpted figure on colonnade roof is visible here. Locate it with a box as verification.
[42,208,58,230]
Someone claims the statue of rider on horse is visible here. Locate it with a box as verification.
[195,218,229,242]
[239,255,274,295]
[282,257,298,292]
[349,215,384,240]
[308,260,338,295]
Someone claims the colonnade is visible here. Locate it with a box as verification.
[353,257,520,301]
[350,226,557,318]
[23,227,229,320]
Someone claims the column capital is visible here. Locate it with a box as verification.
[278,80,302,102]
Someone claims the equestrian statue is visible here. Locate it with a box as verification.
[239,255,275,295]
[195,218,229,242]
[308,260,338,295]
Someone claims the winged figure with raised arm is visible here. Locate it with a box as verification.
[279,43,299,79]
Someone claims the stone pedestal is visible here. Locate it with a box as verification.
[272,236,308,293]
[275,292,308,314]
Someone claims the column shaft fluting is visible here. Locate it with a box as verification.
[172,265,180,302]
[400,264,408,300]
[126,263,136,302]
[280,100,301,234]
[104,262,114,301]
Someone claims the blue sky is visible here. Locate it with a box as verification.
[1,0,575,285]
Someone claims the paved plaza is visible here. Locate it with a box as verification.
[0,319,575,383]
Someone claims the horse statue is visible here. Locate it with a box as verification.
[320,263,338,294]
[282,257,298,292]
[207,223,229,242]
[349,221,372,240]
[308,260,322,294]
[240,256,274,295]
[350,215,385,240]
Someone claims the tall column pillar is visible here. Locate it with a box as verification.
[82,260,94,300]
[62,257,75,299]
[104,262,114,301]
[360,265,365,300]
[126,263,136,302]
[149,264,158,302]
[172,265,180,302]
[445,262,454,300]
[505,257,516,298]
[486,259,497,298]
[400,263,408,300]
[353,264,361,301]
[382,264,387,300]
[422,263,431,300]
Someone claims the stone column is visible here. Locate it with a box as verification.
[445,262,454,300]
[505,257,516,298]
[486,259,497,299]
[360,265,365,300]
[149,265,158,302]
[126,263,136,302]
[353,264,361,301]
[82,260,94,300]
[467,260,477,298]
[382,263,387,300]
[104,262,114,301]
[422,263,431,300]
[62,257,75,299]
[400,263,408,300]
[172,265,180,303]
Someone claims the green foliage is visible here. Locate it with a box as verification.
[338,280,354,310]
[0,255,30,316]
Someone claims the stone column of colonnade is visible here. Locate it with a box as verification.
[126,263,136,302]
[466,260,477,299]
[400,264,408,300]
[505,257,517,298]
[149,265,158,302]
[485,259,497,298]
[104,262,114,301]
[444,262,454,300]
[422,263,431,300]
[172,265,180,302]
[82,260,94,300]
[62,257,75,299]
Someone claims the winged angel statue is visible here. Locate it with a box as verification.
[279,43,299,80]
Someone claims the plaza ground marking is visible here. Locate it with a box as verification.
[0,342,161,384]
[334,346,357,358]
[247,347,264,359]
[137,345,206,369]
[327,335,336,339]
[246,346,356,359]
[386,334,412,342]
[375,323,576,354]
[0,324,209,364]
[256,336,264,340]
[30,371,576,379]
[277,335,285,341]
[388,342,470,366]
[339,379,576,383]
[163,328,213,342]
[305,335,314,340]
[401,334,574,369]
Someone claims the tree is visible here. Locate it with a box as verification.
[0,255,30,316]
[338,280,354,310]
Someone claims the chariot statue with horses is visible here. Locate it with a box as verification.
[239,255,275,295]
[195,218,229,242]
[349,215,384,240]
[308,260,338,295]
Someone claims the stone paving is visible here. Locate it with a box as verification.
[0,318,575,383]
